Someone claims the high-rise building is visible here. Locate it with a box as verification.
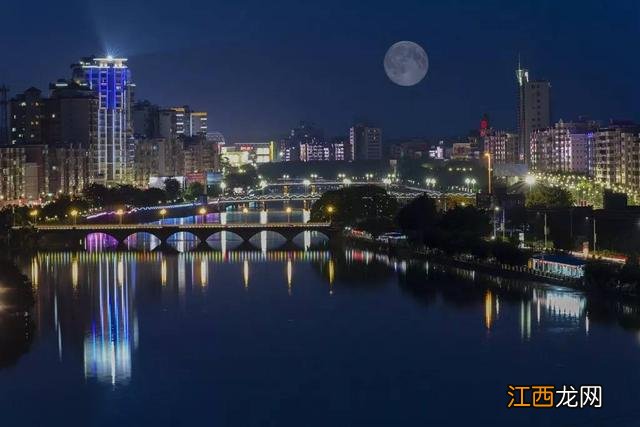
[530,120,598,175]
[183,135,218,174]
[71,56,134,184]
[133,138,185,186]
[0,85,9,145]
[483,130,519,164]
[350,124,382,161]
[132,100,160,139]
[49,144,91,196]
[516,62,551,164]
[0,145,26,202]
[594,122,640,189]
[158,106,207,140]
[10,87,44,145]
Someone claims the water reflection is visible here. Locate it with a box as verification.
[5,248,640,391]
[82,256,137,385]
[0,261,34,369]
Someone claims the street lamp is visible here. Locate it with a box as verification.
[470,178,477,192]
[326,205,335,223]
[465,178,471,191]
[525,174,536,192]
[484,152,492,194]
[286,206,292,223]
[220,181,227,194]
[70,209,78,226]
[29,209,38,225]
[160,208,167,223]
[198,207,207,223]
[116,208,124,225]
[242,206,249,223]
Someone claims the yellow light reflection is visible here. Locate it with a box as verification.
[484,290,493,330]
[287,258,292,295]
[243,259,249,289]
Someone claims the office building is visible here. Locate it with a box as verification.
[516,63,551,164]
[350,124,382,160]
[71,56,134,184]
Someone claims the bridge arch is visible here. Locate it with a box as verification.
[122,232,162,251]
[165,231,201,252]
[205,230,244,251]
[247,230,288,250]
[84,232,120,251]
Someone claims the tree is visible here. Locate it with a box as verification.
[225,166,258,190]
[396,195,438,234]
[490,241,529,266]
[310,185,398,226]
[184,182,205,200]
[164,178,181,200]
[83,183,111,206]
[439,206,491,237]
[526,185,574,209]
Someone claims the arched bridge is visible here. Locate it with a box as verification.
[21,222,337,250]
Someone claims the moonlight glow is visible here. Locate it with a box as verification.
[384,41,429,87]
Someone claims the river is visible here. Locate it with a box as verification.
[1,239,640,425]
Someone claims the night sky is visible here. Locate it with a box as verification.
[1,0,638,141]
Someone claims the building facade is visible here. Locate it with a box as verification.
[350,124,382,161]
[484,130,519,164]
[10,87,44,145]
[72,56,134,185]
[516,65,551,164]
[530,120,597,175]
[0,145,25,202]
[594,123,640,189]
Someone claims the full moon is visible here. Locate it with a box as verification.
[384,41,429,87]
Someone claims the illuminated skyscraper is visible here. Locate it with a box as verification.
[516,61,550,164]
[72,56,134,184]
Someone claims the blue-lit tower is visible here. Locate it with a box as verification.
[72,56,134,184]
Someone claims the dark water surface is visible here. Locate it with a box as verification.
[1,248,640,426]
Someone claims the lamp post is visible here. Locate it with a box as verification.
[29,209,38,225]
[484,152,492,194]
[286,206,292,223]
[327,205,334,223]
[525,174,536,193]
[70,209,78,226]
[116,209,124,225]
[160,208,167,223]
[198,207,207,223]
[242,207,249,223]
[493,206,500,240]
[303,179,311,194]
[465,178,471,192]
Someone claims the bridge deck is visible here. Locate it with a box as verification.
[17,222,332,231]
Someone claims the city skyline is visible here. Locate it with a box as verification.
[1,0,638,141]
